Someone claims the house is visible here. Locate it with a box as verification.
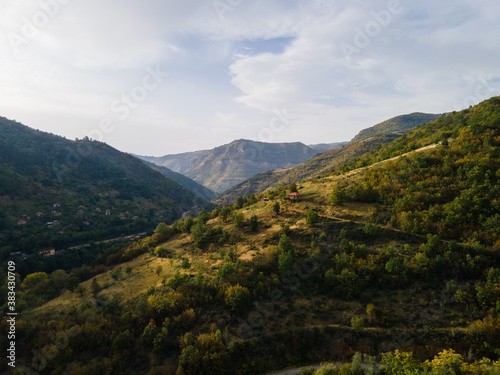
[76,210,84,216]
[17,220,27,225]
[288,192,304,201]
[105,209,111,215]
[36,212,44,217]
[53,220,60,226]
[263,198,269,201]
[95,208,101,212]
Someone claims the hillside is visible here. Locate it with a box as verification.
[7,98,500,375]
[216,113,441,204]
[0,117,207,255]
[351,112,442,142]
[216,133,401,203]
[139,139,317,193]
[141,160,216,201]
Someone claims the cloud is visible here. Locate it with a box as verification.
[0,0,500,155]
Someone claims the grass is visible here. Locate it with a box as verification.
[24,252,176,320]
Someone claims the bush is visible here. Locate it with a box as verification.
[351,316,364,331]
[306,209,320,226]
[224,284,250,311]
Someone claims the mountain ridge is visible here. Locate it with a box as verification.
[138,139,317,193]
[0,116,208,253]
[215,112,442,203]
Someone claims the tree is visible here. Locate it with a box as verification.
[111,329,133,352]
[306,209,319,226]
[224,284,250,311]
[91,278,101,297]
[279,251,294,275]
[381,350,421,375]
[153,327,170,355]
[331,183,345,205]
[142,319,158,345]
[278,234,294,255]
[233,213,244,229]
[198,209,210,224]
[273,202,281,215]
[290,183,298,193]
[182,216,194,232]
[235,196,245,209]
[21,272,48,290]
[220,206,233,222]
[181,257,191,269]
[366,304,377,323]
[155,222,169,235]
[351,316,364,331]
[249,215,259,232]
[425,349,464,375]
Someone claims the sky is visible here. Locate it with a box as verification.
[1,0,500,156]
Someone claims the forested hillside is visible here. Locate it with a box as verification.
[4,98,500,375]
[0,117,207,255]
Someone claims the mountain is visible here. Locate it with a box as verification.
[139,139,317,193]
[216,133,400,203]
[351,112,441,142]
[141,160,216,201]
[17,98,500,375]
[216,112,441,203]
[0,117,207,254]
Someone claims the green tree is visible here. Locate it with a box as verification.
[155,222,169,235]
[290,182,298,193]
[198,209,210,224]
[182,216,195,233]
[235,196,245,209]
[153,327,169,355]
[366,304,377,323]
[351,316,364,331]
[381,350,421,375]
[21,272,48,290]
[224,284,250,311]
[249,215,259,232]
[111,329,133,352]
[273,202,281,215]
[233,213,245,229]
[425,349,464,375]
[278,233,294,255]
[306,209,320,226]
[331,183,345,205]
[142,319,158,345]
[181,257,191,269]
[279,251,294,275]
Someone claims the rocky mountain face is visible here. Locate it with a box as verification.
[139,139,317,193]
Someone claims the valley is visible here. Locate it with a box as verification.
[1,98,499,374]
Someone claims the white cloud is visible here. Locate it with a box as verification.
[0,0,500,155]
